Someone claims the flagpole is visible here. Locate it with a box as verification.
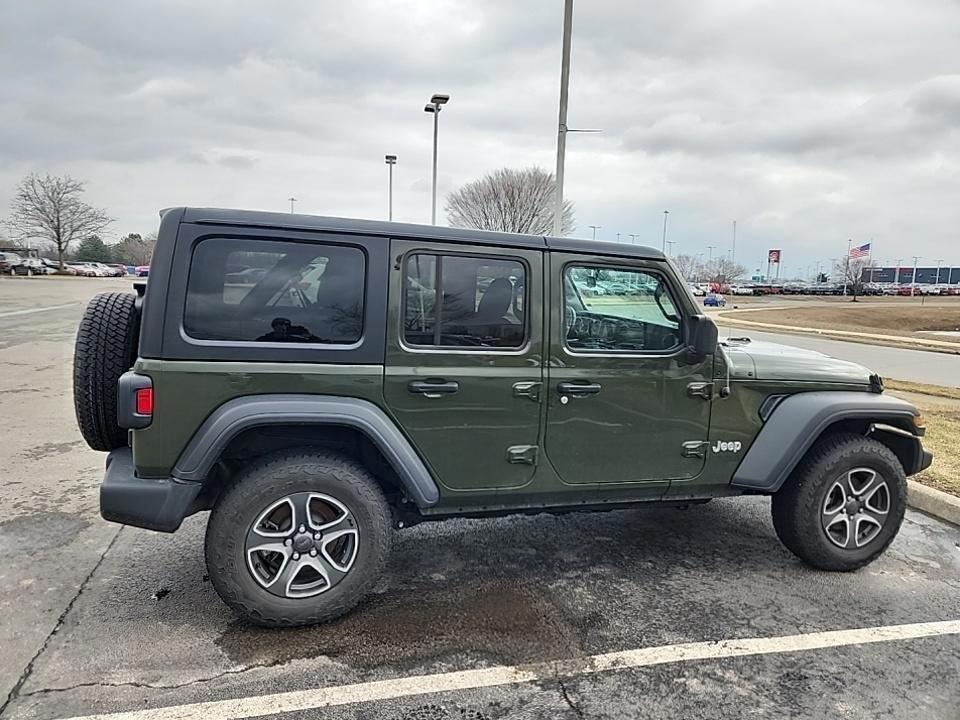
[843,239,851,296]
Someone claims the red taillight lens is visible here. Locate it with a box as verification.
[135,387,154,416]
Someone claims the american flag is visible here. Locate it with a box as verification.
[850,243,871,259]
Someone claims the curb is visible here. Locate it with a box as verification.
[908,480,960,527]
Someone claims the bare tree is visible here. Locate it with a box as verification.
[6,173,113,269]
[445,166,575,236]
[708,257,748,285]
[113,232,157,266]
[840,257,878,301]
[672,253,703,282]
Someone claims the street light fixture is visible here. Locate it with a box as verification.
[588,225,601,241]
[661,210,669,252]
[628,234,640,244]
[384,155,397,221]
[424,93,450,225]
[911,256,921,297]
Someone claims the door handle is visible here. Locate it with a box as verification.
[557,382,602,397]
[408,380,459,396]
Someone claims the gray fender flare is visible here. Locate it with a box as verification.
[171,394,440,508]
[732,391,922,492]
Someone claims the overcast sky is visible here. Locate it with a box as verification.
[2,0,958,276]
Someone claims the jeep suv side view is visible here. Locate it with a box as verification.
[73,208,932,626]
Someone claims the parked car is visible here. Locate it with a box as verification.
[109,263,129,276]
[72,207,930,627]
[688,285,705,297]
[135,265,150,277]
[0,252,23,274]
[730,285,754,296]
[13,258,51,276]
[67,262,100,277]
[703,292,727,307]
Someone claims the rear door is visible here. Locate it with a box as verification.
[544,253,712,496]
[383,239,543,495]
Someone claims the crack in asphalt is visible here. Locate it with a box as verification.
[557,678,585,718]
[17,663,282,697]
[0,527,122,719]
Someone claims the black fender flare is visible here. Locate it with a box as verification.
[732,391,924,492]
[171,394,440,508]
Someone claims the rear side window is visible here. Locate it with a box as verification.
[403,253,526,348]
[184,237,365,344]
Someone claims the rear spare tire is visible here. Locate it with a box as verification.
[73,292,140,451]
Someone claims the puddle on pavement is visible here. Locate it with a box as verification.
[216,578,584,671]
[0,511,89,552]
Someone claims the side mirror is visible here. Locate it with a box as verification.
[687,314,718,356]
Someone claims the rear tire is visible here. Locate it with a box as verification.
[73,292,140,451]
[205,449,392,627]
[772,433,906,571]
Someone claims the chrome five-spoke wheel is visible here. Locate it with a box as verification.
[820,467,890,550]
[245,492,359,599]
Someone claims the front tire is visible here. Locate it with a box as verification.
[772,433,906,571]
[205,449,392,627]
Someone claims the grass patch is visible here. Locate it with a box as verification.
[723,303,960,341]
[886,384,960,497]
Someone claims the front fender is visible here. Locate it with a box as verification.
[731,391,924,492]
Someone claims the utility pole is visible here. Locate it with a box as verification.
[553,0,574,236]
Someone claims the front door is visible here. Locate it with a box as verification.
[544,254,712,496]
[383,239,544,495]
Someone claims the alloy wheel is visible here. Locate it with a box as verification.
[820,467,890,550]
[245,492,359,598]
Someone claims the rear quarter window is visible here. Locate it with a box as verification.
[183,237,365,345]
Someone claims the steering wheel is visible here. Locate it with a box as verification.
[564,305,577,337]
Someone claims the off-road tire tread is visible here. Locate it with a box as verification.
[771,432,906,571]
[205,449,391,627]
[73,292,140,451]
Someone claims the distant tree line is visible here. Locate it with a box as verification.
[2,173,154,269]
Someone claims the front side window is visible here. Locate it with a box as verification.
[184,238,364,344]
[403,253,525,348]
[564,265,681,352]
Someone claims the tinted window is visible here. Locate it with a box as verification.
[564,265,681,352]
[404,253,525,348]
[184,238,364,344]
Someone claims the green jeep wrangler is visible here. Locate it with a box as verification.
[73,208,932,627]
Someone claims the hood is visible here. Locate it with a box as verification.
[721,338,872,385]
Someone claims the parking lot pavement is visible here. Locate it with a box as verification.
[2,277,960,720]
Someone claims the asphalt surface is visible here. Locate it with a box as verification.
[1,277,959,720]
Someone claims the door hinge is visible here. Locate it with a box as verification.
[512,381,541,402]
[507,445,539,465]
[682,441,709,458]
[686,382,714,400]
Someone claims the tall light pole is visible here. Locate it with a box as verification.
[706,245,716,263]
[896,257,904,287]
[911,256,921,296]
[629,233,640,244]
[842,239,852,296]
[616,232,621,242]
[553,0,574,236]
[666,240,676,256]
[935,258,943,286]
[661,210,669,252]
[384,155,397,221]
[288,197,296,214]
[588,224,601,241]
[424,93,450,225]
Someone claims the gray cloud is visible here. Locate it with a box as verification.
[0,0,957,271]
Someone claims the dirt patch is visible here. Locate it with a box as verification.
[216,578,584,671]
[889,390,960,497]
[22,440,83,460]
[723,304,960,340]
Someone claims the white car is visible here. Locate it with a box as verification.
[731,285,755,295]
[688,285,705,296]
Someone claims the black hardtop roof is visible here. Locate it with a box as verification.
[178,207,665,261]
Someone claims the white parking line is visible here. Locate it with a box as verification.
[63,619,960,720]
[0,302,79,319]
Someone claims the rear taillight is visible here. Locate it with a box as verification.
[135,387,154,416]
